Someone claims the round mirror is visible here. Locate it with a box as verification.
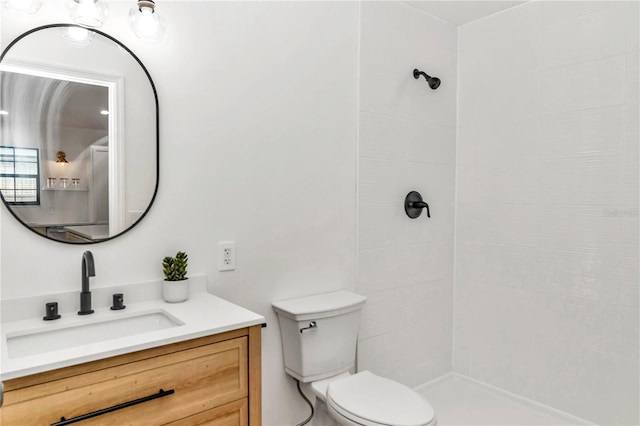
[0,24,158,244]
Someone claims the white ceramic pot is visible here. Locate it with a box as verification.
[162,278,189,303]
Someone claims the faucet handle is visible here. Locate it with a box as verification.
[43,302,61,321]
[110,293,126,311]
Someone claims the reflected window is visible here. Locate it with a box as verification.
[0,146,40,205]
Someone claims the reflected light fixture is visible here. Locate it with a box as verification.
[2,0,42,14]
[64,26,93,43]
[100,110,109,115]
[0,110,8,116]
[56,151,69,165]
[68,0,108,28]
[130,0,165,41]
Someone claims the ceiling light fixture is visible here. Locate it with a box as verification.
[68,0,108,28]
[130,0,165,41]
[2,0,42,15]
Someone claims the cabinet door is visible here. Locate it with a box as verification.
[163,399,248,426]
[0,337,248,425]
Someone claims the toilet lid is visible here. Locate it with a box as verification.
[326,371,435,426]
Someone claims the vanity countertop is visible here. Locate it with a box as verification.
[63,224,110,240]
[0,283,264,380]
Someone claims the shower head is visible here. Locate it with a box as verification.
[413,69,441,90]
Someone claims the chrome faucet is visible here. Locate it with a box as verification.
[78,250,95,315]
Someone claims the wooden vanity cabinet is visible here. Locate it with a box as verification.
[0,325,262,426]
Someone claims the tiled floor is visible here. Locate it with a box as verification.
[415,374,594,426]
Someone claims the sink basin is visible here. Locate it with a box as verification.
[7,310,183,358]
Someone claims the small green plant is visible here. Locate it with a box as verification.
[162,251,188,281]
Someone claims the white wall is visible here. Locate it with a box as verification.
[455,2,639,424]
[356,1,457,387]
[1,2,359,425]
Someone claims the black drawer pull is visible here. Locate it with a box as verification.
[51,388,175,426]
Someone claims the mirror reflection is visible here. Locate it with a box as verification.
[0,25,158,243]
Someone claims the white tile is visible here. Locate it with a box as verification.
[358,204,404,249]
[538,155,624,205]
[359,111,455,164]
[380,283,453,386]
[357,288,402,340]
[357,246,403,294]
[624,100,639,151]
[455,6,638,425]
[455,242,538,289]
[455,164,476,204]
[459,1,541,86]
[626,51,639,103]
[540,292,639,361]
[454,202,481,244]
[403,163,456,208]
[357,333,400,378]
[541,55,626,115]
[621,149,639,207]
[537,205,624,256]
[619,213,639,258]
[359,158,406,205]
[463,72,540,127]
[456,81,485,128]
[360,67,456,127]
[539,105,625,160]
[360,2,457,78]
[474,161,539,205]
[360,1,414,73]
[536,249,639,309]
[458,203,538,248]
[473,120,539,164]
[455,126,475,165]
[359,111,407,161]
[403,122,456,165]
[541,1,627,69]
[626,0,639,52]
[503,338,640,425]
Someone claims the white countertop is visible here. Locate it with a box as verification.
[63,224,110,240]
[0,286,264,380]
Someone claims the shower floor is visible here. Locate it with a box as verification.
[415,374,594,426]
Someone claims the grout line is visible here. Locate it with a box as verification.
[354,0,362,296]
[451,19,462,376]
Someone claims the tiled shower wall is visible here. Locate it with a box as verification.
[356,2,457,387]
[454,2,639,424]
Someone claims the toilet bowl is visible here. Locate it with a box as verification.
[273,290,438,426]
[312,371,436,426]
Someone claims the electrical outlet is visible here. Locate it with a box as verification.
[218,241,236,271]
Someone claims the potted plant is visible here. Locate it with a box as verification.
[162,251,189,303]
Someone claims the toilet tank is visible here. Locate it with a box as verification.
[272,290,367,383]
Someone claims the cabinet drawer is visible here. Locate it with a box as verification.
[164,399,248,426]
[1,337,248,425]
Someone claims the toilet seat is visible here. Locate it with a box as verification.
[326,371,436,426]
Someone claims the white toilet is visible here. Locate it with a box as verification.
[273,290,436,426]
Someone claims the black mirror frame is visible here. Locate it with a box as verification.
[0,23,159,244]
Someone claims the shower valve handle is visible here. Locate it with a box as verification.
[410,201,430,218]
[405,191,431,219]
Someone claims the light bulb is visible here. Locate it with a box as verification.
[3,0,42,14]
[130,1,165,41]
[69,0,108,28]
